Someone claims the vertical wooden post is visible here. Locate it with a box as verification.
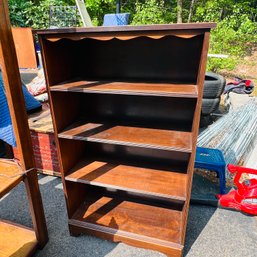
[181,32,211,243]
[0,0,48,247]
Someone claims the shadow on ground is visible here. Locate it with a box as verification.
[184,205,216,255]
[1,174,257,257]
[0,175,164,257]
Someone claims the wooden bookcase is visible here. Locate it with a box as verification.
[37,23,215,256]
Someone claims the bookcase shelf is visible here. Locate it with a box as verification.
[0,160,23,199]
[37,23,215,257]
[65,158,187,202]
[50,79,198,98]
[58,122,192,152]
[70,191,183,242]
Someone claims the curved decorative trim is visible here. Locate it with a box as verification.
[44,33,200,42]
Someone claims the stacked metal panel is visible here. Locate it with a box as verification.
[198,100,257,175]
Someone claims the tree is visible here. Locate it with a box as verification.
[177,0,183,23]
[188,0,196,23]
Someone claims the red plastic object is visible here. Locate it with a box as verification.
[217,164,257,215]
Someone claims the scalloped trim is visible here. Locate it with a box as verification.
[44,33,201,42]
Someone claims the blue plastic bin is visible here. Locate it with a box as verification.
[103,13,130,26]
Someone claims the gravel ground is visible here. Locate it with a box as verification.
[1,174,256,257]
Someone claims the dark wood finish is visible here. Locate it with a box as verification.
[181,31,211,243]
[59,122,192,152]
[72,197,182,242]
[68,187,184,256]
[51,92,196,132]
[51,79,198,98]
[61,140,190,174]
[0,0,48,252]
[35,22,216,35]
[37,22,215,256]
[66,159,187,202]
[40,35,204,85]
[69,222,183,257]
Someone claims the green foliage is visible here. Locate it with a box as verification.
[131,0,175,25]
[9,0,33,27]
[86,0,116,25]
[8,0,257,73]
[9,0,73,29]
[200,5,257,71]
[194,0,257,22]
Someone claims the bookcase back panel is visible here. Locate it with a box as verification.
[84,141,189,172]
[82,94,196,131]
[51,92,82,132]
[42,39,79,86]
[58,138,189,175]
[51,92,196,132]
[58,138,85,173]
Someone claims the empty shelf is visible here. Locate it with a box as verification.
[70,194,183,245]
[59,123,192,152]
[66,159,187,202]
[0,160,23,199]
[0,220,37,257]
[51,79,198,98]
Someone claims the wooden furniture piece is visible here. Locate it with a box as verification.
[0,1,48,256]
[37,23,215,256]
[13,106,61,176]
[12,27,38,69]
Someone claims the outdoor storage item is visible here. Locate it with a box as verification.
[218,164,257,215]
[36,23,215,256]
[12,107,61,176]
[195,147,227,194]
[0,0,48,256]
[197,100,257,171]
[103,13,130,26]
[12,27,38,69]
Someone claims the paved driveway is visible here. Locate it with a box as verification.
[1,175,256,257]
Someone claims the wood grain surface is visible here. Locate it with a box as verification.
[51,79,198,98]
[59,122,192,152]
[0,160,23,199]
[66,159,187,201]
[0,219,37,257]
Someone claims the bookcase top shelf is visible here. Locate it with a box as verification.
[35,23,216,35]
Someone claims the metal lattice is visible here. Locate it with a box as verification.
[197,100,257,176]
[49,6,79,28]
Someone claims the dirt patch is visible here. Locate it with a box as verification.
[195,169,234,187]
